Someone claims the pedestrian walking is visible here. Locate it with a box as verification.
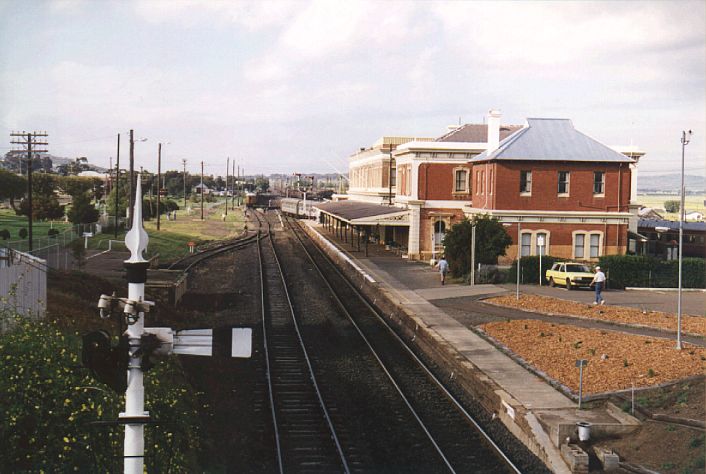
[436,256,449,285]
[590,265,606,305]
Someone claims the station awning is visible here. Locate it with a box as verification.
[315,201,410,226]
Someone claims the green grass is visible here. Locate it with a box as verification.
[637,194,706,220]
[0,208,72,241]
[88,202,245,263]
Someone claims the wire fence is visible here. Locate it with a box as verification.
[0,223,102,271]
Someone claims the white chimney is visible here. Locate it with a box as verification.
[487,109,502,153]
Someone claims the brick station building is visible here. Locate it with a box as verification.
[320,111,644,263]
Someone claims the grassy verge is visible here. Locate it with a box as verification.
[0,208,72,240]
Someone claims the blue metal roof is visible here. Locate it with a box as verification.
[638,219,706,232]
[471,118,635,163]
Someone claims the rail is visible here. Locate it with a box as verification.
[283,213,522,474]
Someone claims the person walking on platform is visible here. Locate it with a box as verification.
[590,265,606,305]
[436,256,449,285]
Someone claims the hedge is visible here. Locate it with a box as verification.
[598,255,705,289]
[509,255,560,284]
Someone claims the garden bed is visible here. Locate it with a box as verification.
[486,294,706,336]
[480,319,706,394]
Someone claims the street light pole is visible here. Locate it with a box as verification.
[115,133,120,238]
[676,130,692,350]
[516,221,521,300]
[157,143,161,230]
[470,222,476,287]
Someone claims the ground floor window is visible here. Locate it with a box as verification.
[521,232,532,256]
[520,230,550,256]
[433,220,446,249]
[573,231,603,259]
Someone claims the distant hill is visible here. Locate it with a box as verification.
[638,174,705,194]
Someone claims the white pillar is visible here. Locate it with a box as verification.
[408,205,421,257]
[122,174,150,474]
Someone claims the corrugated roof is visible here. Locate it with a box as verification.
[471,118,635,163]
[638,219,706,232]
[436,123,523,142]
[315,201,407,221]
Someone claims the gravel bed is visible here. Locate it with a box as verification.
[481,319,706,394]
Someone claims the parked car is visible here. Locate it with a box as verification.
[545,262,595,290]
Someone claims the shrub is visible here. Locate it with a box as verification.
[67,192,100,225]
[664,200,680,213]
[509,255,560,284]
[598,255,705,289]
[0,315,202,471]
[0,229,10,240]
[18,228,27,239]
[443,215,512,277]
[48,228,60,238]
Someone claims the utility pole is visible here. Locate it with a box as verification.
[115,133,121,238]
[156,143,162,230]
[200,161,204,220]
[182,159,187,210]
[10,131,48,252]
[225,157,229,216]
[231,161,236,210]
[128,130,135,228]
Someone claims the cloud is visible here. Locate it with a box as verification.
[132,0,298,30]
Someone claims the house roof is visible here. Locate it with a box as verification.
[436,123,523,143]
[315,200,409,225]
[638,219,706,233]
[471,118,636,163]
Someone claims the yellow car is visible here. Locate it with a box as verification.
[545,262,594,290]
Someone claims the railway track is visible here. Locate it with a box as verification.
[167,233,259,271]
[276,212,525,474]
[257,218,350,473]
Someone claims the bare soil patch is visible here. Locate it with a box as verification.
[487,294,706,336]
[480,319,706,394]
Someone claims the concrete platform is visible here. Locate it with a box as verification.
[304,220,643,473]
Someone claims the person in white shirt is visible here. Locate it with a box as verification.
[590,266,606,305]
[436,256,449,285]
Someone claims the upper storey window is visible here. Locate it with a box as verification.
[593,171,605,195]
[454,169,468,193]
[520,170,532,194]
[558,171,570,195]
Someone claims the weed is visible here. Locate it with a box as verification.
[623,358,629,367]
[661,462,675,470]
[587,348,596,356]
[647,368,655,377]
[666,424,677,432]
[523,324,528,329]
[644,340,651,344]
[689,436,703,449]
[573,341,583,349]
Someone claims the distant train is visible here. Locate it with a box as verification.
[280,198,318,219]
[245,192,279,209]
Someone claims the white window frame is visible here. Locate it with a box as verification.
[593,171,605,196]
[558,170,570,196]
[519,229,551,256]
[520,170,532,195]
[572,230,604,260]
[453,167,469,194]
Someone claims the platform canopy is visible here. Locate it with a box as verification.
[315,201,410,226]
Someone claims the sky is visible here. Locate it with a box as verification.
[1,0,704,180]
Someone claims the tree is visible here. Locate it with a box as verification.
[442,215,513,277]
[16,174,64,220]
[67,192,99,224]
[0,169,26,211]
[105,183,129,220]
[664,200,680,213]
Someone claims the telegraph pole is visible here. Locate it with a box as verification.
[115,133,121,238]
[231,161,236,210]
[182,159,188,210]
[225,157,229,216]
[200,161,204,220]
[156,143,162,230]
[128,130,135,228]
[10,131,48,252]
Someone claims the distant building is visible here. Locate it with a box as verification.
[685,211,703,221]
[638,219,705,259]
[192,183,212,195]
[637,207,663,220]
